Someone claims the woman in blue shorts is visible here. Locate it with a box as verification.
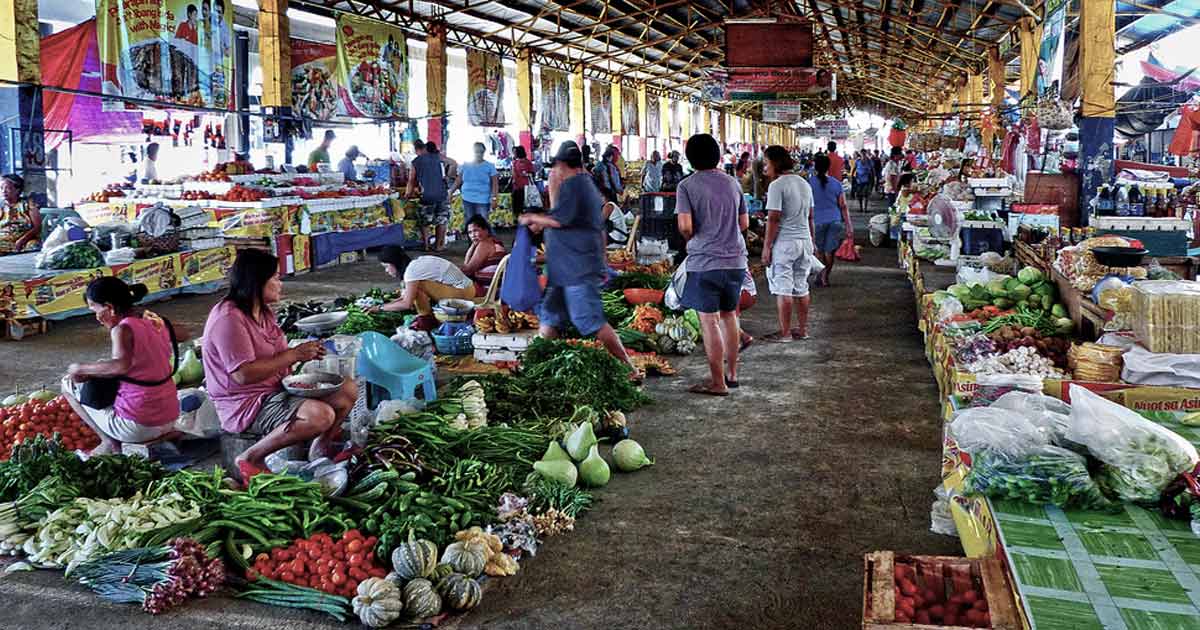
[808,154,853,287]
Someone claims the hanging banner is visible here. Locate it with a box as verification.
[669,100,681,138]
[724,20,813,68]
[1037,0,1067,96]
[621,87,639,135]
[540,68,569,131]
[291,38,338,120]
[762,101,804,124]
[717,68,836,101]
[466,49,505,127]
[692,104,703,134]
[815,119,850,139]
[590,81,612,134]
[335,14,409,119]
[96,0,235,109]
[646,96,661,137]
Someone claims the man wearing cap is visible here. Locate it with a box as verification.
[307,129,336,171]
[338,146,362,183]
[406,141,451,252]
[518,141,636,371]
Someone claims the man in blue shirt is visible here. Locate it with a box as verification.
[405,141,450,251]
[451,142,498,226]
[337,146,361,183]
[519,141,636,372]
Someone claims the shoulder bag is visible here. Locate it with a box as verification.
[79,316,180,410]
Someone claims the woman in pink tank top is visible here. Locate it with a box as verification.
[62,278,182,456]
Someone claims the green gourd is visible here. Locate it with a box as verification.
[578,444,610,487]
[402,578,443,619]
[438,573,483,611]
[440,540,487,576]
[532,459,577,487]
[564,422,598,461]
[430,562,455,581]
[541,441,571,462]
[390,537,438,581]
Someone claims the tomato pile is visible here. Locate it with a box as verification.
[0,396,101,459]
[894,562,991,627]
[218,185,269,202]
[247,530,388,598]
[180,190,215,201]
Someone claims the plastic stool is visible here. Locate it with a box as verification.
[355,331,437,405]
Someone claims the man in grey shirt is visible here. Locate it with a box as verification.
[675,133,749,397]
[406,141,450,251]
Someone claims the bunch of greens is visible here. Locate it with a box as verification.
[962,446,1114,511]
[335,306,410,336]
[0,435,165,503]
[602,290,633,326]
[522,476,595,518]
[606,272,671,291]
[520,338,650,413]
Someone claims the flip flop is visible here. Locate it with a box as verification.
[724,378,739,389]
[790,329,811,340]
[237,460,268,487]
[739,336,754,352]
[688,383,729,397]
[762,331,793,343]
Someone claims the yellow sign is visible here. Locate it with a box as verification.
[181,246,235,285]
[112,254,182,297]
[15,267,110,318]
[335,14,408,118]
[293,235,311,273]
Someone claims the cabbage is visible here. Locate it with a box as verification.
[986,280,1008,298]
[932,290,952,307]
[532,459,578,487]
[948,284,972,300]
[1003,277,1023,292]
[1008,284,1032,301]
[612,439,653,472]
[564,422,598,461]
[541,441,571,463]
[28,389,57,402]
[578,445,610,487]
[1017,267,1044,285]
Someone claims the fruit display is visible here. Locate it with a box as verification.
[218,185,269,202]
[180,190,215,201]
[0,395,101,458]
[83,185,128,203]
[194,169,231,182]
[247,529,388,599]
[892,559,993,627]
[474,309,539,334]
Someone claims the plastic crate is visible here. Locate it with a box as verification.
[960,226,1004,256]
[640,192,676,216]
[432,322,475,355]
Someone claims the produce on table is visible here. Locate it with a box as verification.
[892,561,991,626]
[0,396,102,458]
[564,422,598,462]
[37,241,105,270]
[521,477,594,518]
[612,439,654,472]
[402,578,443,618]
[247,530,387,600]
[238,577,353,621]
[0,435,165,503]
[943,266,1065,320]
[437,572,483,611]
[71,538,224,614]
[653,315,699,355]
[532,458,577,488]
[986,324,1072,367]
[336,306,410,336]
[964,346,1068,379]
[424,380,488,431]
[623,303,665,335]
[217,184,268,202]
[440,539,488,576]
[389,536,438,581]
[606,271,671,291]
[0,476,82,555]
[962,446,1114,511]
[602,290,633,326]
[541,441,571,463]
[578,445,611,488]
[351,576,404,627]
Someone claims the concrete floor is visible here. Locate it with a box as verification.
[0,211,962,629]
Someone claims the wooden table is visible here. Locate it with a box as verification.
[1051,267,1108,341]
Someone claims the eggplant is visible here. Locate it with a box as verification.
[606,426,631,442]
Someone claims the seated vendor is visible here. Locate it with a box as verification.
[376,245,476,331]
[0,174,42,255]
[202,249,357,482]
[462,216,506,287]
[62,278,183,457]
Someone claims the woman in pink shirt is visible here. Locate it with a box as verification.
[202,249,357,481]
[62,278,182,456]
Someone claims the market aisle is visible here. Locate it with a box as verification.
[463,230,961,630]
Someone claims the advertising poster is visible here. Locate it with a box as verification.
[335,14,408,118]
[467,49,505,127]
[291,38,338,120]
[112,254,182,297]
[1037,0,1067,95]
[96,0,235,109]
[181,246,235,286]
[646,96,660,137]
[621,86,639,135]
[16,268,108,319]
[762,101,804,124]
[540,68,570,131]
[590,81,612,134]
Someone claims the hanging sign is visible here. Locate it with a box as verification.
[815,119,849,139]
[97,0,235,109]
[646,96,661,137]
[691,103,703,134]
[590,81,612,134]
[724,19,813,68]
[621,86,639,135]
[762,102,804,124]
[719,68,836,101]
[539,67,569,131]
[467,49,505,127]
[669,100,681,138]
[335,15,409,118]
[795,126,817,137]
[291,39,338,120]
[1037,0,1067,96]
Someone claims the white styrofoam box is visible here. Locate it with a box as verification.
[474,347,521,364]
[472,331,536,352]
[967,178,1009,188]
[1092,216,1191,232]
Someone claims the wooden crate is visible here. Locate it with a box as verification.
[863,551,1021,629]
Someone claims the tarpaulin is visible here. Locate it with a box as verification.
[311,224,407,267]
[40,19,141,151]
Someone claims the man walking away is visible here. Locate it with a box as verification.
[406,141,451,251]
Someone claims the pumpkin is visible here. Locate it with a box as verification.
[352,577,403,628]
[438,573,483,611]
[431,562,455,581]
[441,540,487,577]
[390,537,438,581]
[402,578,443,619]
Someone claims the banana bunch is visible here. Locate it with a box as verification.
[476,310,540,334]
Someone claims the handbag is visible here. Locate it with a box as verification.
[663,257,688,311]
[523,181,543,210]
[79,316,180,410]
[1037,83,1073,131]
[499,226,543,312]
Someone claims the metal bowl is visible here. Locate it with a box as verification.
[282,371,344,399]
[295,311,348,334]
[436,298,475,315]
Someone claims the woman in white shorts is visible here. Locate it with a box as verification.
[760,145,815,342]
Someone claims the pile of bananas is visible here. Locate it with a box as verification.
[475,310,540,334]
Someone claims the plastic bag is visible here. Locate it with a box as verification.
[835,238,860,262]
[499,225,543,312]
[962,444,1113,510]
[937,296,964,323]
[1121,345,1200,389]
[35,240,104,270]
[90,222,136,252]
[664,259,687,311]
[1067,385,1198,503]
[137,204,180,238]
[930,485,959,537]
[104,247,136,265]
[990,390,1074,445]
[949,407,1053,459]
[174,388,219,438]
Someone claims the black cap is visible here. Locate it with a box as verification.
[553,140,582,165]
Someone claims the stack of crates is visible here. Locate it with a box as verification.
[639,193,684,252]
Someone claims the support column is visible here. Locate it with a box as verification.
[610,81,622,155]
[1017,17,1042,104]
[681,100,691,143]
[570,65,586,147]
[1078,0,1116,228]
[0,0,43,194]
[702,106,711,137]
[259,0,290,109]
[967,73,984,133]
[425,22,448,147]
[637,84,648,159]
[515,48,534,155]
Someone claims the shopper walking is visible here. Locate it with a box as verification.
[62,278,182,457]
[592,145,624,204]
[641,151,663,193]
[760,145,814,342]
[661,150,684,192]
[881,146,906,209]
[511,146,536,214]
[519,141,636,371]
[853,151,874,212]
[452,142,499,224]
[674,134,748,396]
[809,154,853,287]
[825,141,845,182]
[406,141,451,252]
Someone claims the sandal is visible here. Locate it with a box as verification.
[739,336,754,352]
[762,331,793,343]
[688,383,729,397]
[724,378,739,389]
[790,328,811,340]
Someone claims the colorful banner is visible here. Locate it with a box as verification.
[1037,0,1067,96]
[815,119,850,139]
[620,87,639,135]
[14,268,108,319]
[466,49,505,127]
[291,38,338,120]
[96,0,234,109]
[717,68,836,101]
[540,68,569,132]
[762,101,804,124]
[669,100,681,138]
[590,81,612,134]
[181,246,234,285]
[335,15,408,118]
[646,96,661,137]
[112,254,182,297]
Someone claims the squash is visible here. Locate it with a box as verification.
[430,562,455,581]
[390,537,438,581]
[438,573,483,611]
[440,540,487,577]
[402,578,443,619]
[352,577,403,628]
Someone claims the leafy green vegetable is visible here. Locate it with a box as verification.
[606,272,671,291]
[962,447,1114,511]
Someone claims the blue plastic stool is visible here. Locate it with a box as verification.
[355,331,437,406]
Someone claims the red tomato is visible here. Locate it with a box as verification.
[256,553,269,564]
[349,567,367,582]
[367,567,387,579]
[348,553,364,567]
[290,558,306,575]
[346,539,364,554]
[364,536,377,548]
[280,570,296,582]
[330,570,346,586]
